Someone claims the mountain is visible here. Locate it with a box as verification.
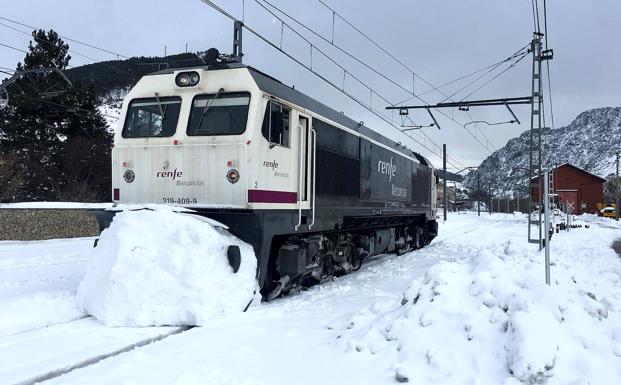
[463,107,621,197]
[64,53,203,95]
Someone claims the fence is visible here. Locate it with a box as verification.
[489,198,530,213]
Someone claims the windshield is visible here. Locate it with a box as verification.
[187,92,250,136]
[122,97,181,138]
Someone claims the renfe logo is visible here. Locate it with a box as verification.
[377,157,397,182]
[263,160,279,170]
[156,169,183,180]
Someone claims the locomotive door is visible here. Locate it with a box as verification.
[294,113,315,231]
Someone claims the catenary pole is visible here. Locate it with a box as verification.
[443,144,448,222]
[544,171,551,285]
[489,180,492,214]
[477,173,481,216]
[615,152,621,221]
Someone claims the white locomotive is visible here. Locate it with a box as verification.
[112,58,437,298]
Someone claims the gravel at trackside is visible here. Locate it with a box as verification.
[0,209,100,240]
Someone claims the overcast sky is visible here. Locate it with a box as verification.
[2,0,620,169]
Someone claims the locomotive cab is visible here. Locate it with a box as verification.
[112,64,313,215]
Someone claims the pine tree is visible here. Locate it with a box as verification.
[0,29,112,202]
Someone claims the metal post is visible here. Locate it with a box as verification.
[615,153,621,220]
[233,20,244,62]
[527,35,544,249]
[489,180,492,214]
[544,171,551,285]
[507,197,510,213]
[517,196,520,212]
[443,144,447,222]
[477,172,481,216]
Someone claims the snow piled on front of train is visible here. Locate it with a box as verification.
[76,209,259,326]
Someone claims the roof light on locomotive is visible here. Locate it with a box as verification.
[175,71,200,87]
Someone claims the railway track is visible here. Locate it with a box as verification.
[0,317,193,385]
[0,235,196,385]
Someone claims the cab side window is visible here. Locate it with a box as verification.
[261,101,290,148]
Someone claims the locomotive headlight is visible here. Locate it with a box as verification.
[123,169,135,183]
[175,71,200,87]
[226,169,240,184]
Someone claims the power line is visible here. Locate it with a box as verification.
[258,0,526,157]
[309,0,505,154]
[0,21,141,81]
[0,65,16,73]
[262,0,464,167]
[458,51,530,101]
[198,0,463,168]
[392,46,530,106]
[313,0,504,153]
[0,16,132,60]
[0,44,126,116]
[254,0,460,164]
[14,93,119,120]
[314,0,444,98]
[0,42,28,54]
[439,46,530,103]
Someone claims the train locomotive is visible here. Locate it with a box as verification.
[111,58,438,298]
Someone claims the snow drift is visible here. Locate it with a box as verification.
[76,209,258,327]
[339,215,621,385]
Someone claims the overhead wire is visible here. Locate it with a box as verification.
[0,16,133,60]
[0,15,199,73]
[255,0,457,165]
[13,93,120,120]
[199,0,463,168]
[0,21,142,81]
[458,51,530,101]
[309,0,504,154]
[0,43,120,122]
[315,0,445,98]
[313,0,516,153]
[0,65,16,74]
[0,43,118,115]
[258,0,529,160]
[263,0,465,167]
[0,42,28,54]
[439,46,530,103]
[393,45,530,106]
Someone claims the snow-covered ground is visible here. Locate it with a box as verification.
[1,212,620,384]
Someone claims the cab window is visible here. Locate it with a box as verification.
[261,100,290,148]
[122,97,181,138]
[187,92,250,136]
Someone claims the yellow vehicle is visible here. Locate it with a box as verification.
[601,206,617,218]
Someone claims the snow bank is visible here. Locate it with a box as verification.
[0,291,84,337]
[339,218,621,384]
[76,209,258,327]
